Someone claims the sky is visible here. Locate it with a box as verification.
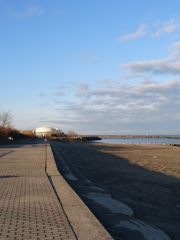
[0,0,180,135]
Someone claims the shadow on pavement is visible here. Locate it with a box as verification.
[0,175,19,179]
[0,151,14,158]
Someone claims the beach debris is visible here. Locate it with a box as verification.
[169,144,180,147]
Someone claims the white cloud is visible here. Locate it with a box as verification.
[9,7,44,18]
[171,41,180,51]
[71,51,89,58]
[75,78,180,103]
[119,58,180,75]
[76,83,89,90]
[54,91,65,97]
[119,24,148,41]
[87,57,99,63]
[70,51,99,64]
[118,19,180,42]
[119,41,180,76]
[151,19,180,37]
[52,77,180,134]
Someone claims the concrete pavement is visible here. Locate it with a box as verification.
[0,140,113,240]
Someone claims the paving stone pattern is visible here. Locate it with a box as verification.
[0,144,77,240]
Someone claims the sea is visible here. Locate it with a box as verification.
[93,135,180,144]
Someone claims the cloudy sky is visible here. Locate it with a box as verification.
[1,0,180,135]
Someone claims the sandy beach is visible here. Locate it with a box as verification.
[53,140,180,240]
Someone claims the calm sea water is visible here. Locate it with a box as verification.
[93,138,180,144]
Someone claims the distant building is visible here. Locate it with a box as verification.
[34,126,63,138]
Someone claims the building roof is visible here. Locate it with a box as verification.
[35,126,61,133]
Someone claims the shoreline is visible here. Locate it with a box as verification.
[93,142,180,146]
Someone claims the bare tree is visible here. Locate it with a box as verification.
[0,110,13,141]
[67,130,77,137]
[0,110,12,128]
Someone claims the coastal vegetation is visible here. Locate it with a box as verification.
[0,110,35,144]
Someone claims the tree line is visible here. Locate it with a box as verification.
[0,110,34,143]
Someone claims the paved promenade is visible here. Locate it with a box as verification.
[0,140,112,240]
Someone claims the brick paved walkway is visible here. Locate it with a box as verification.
[0,143,77,240]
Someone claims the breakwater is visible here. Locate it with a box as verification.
[97,135,180,139]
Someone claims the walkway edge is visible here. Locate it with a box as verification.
[46,144,114,240]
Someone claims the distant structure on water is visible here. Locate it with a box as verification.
[34,126,64,138]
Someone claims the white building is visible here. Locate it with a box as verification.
[35,126,63,138]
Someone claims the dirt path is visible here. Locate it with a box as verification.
[53,140,180,240]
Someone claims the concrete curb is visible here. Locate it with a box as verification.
[46,144,114,240]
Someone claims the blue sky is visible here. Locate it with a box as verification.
[1,0,180,135]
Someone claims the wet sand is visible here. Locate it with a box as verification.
[54,140,180,239]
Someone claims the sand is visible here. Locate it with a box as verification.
[53,140,180,240]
